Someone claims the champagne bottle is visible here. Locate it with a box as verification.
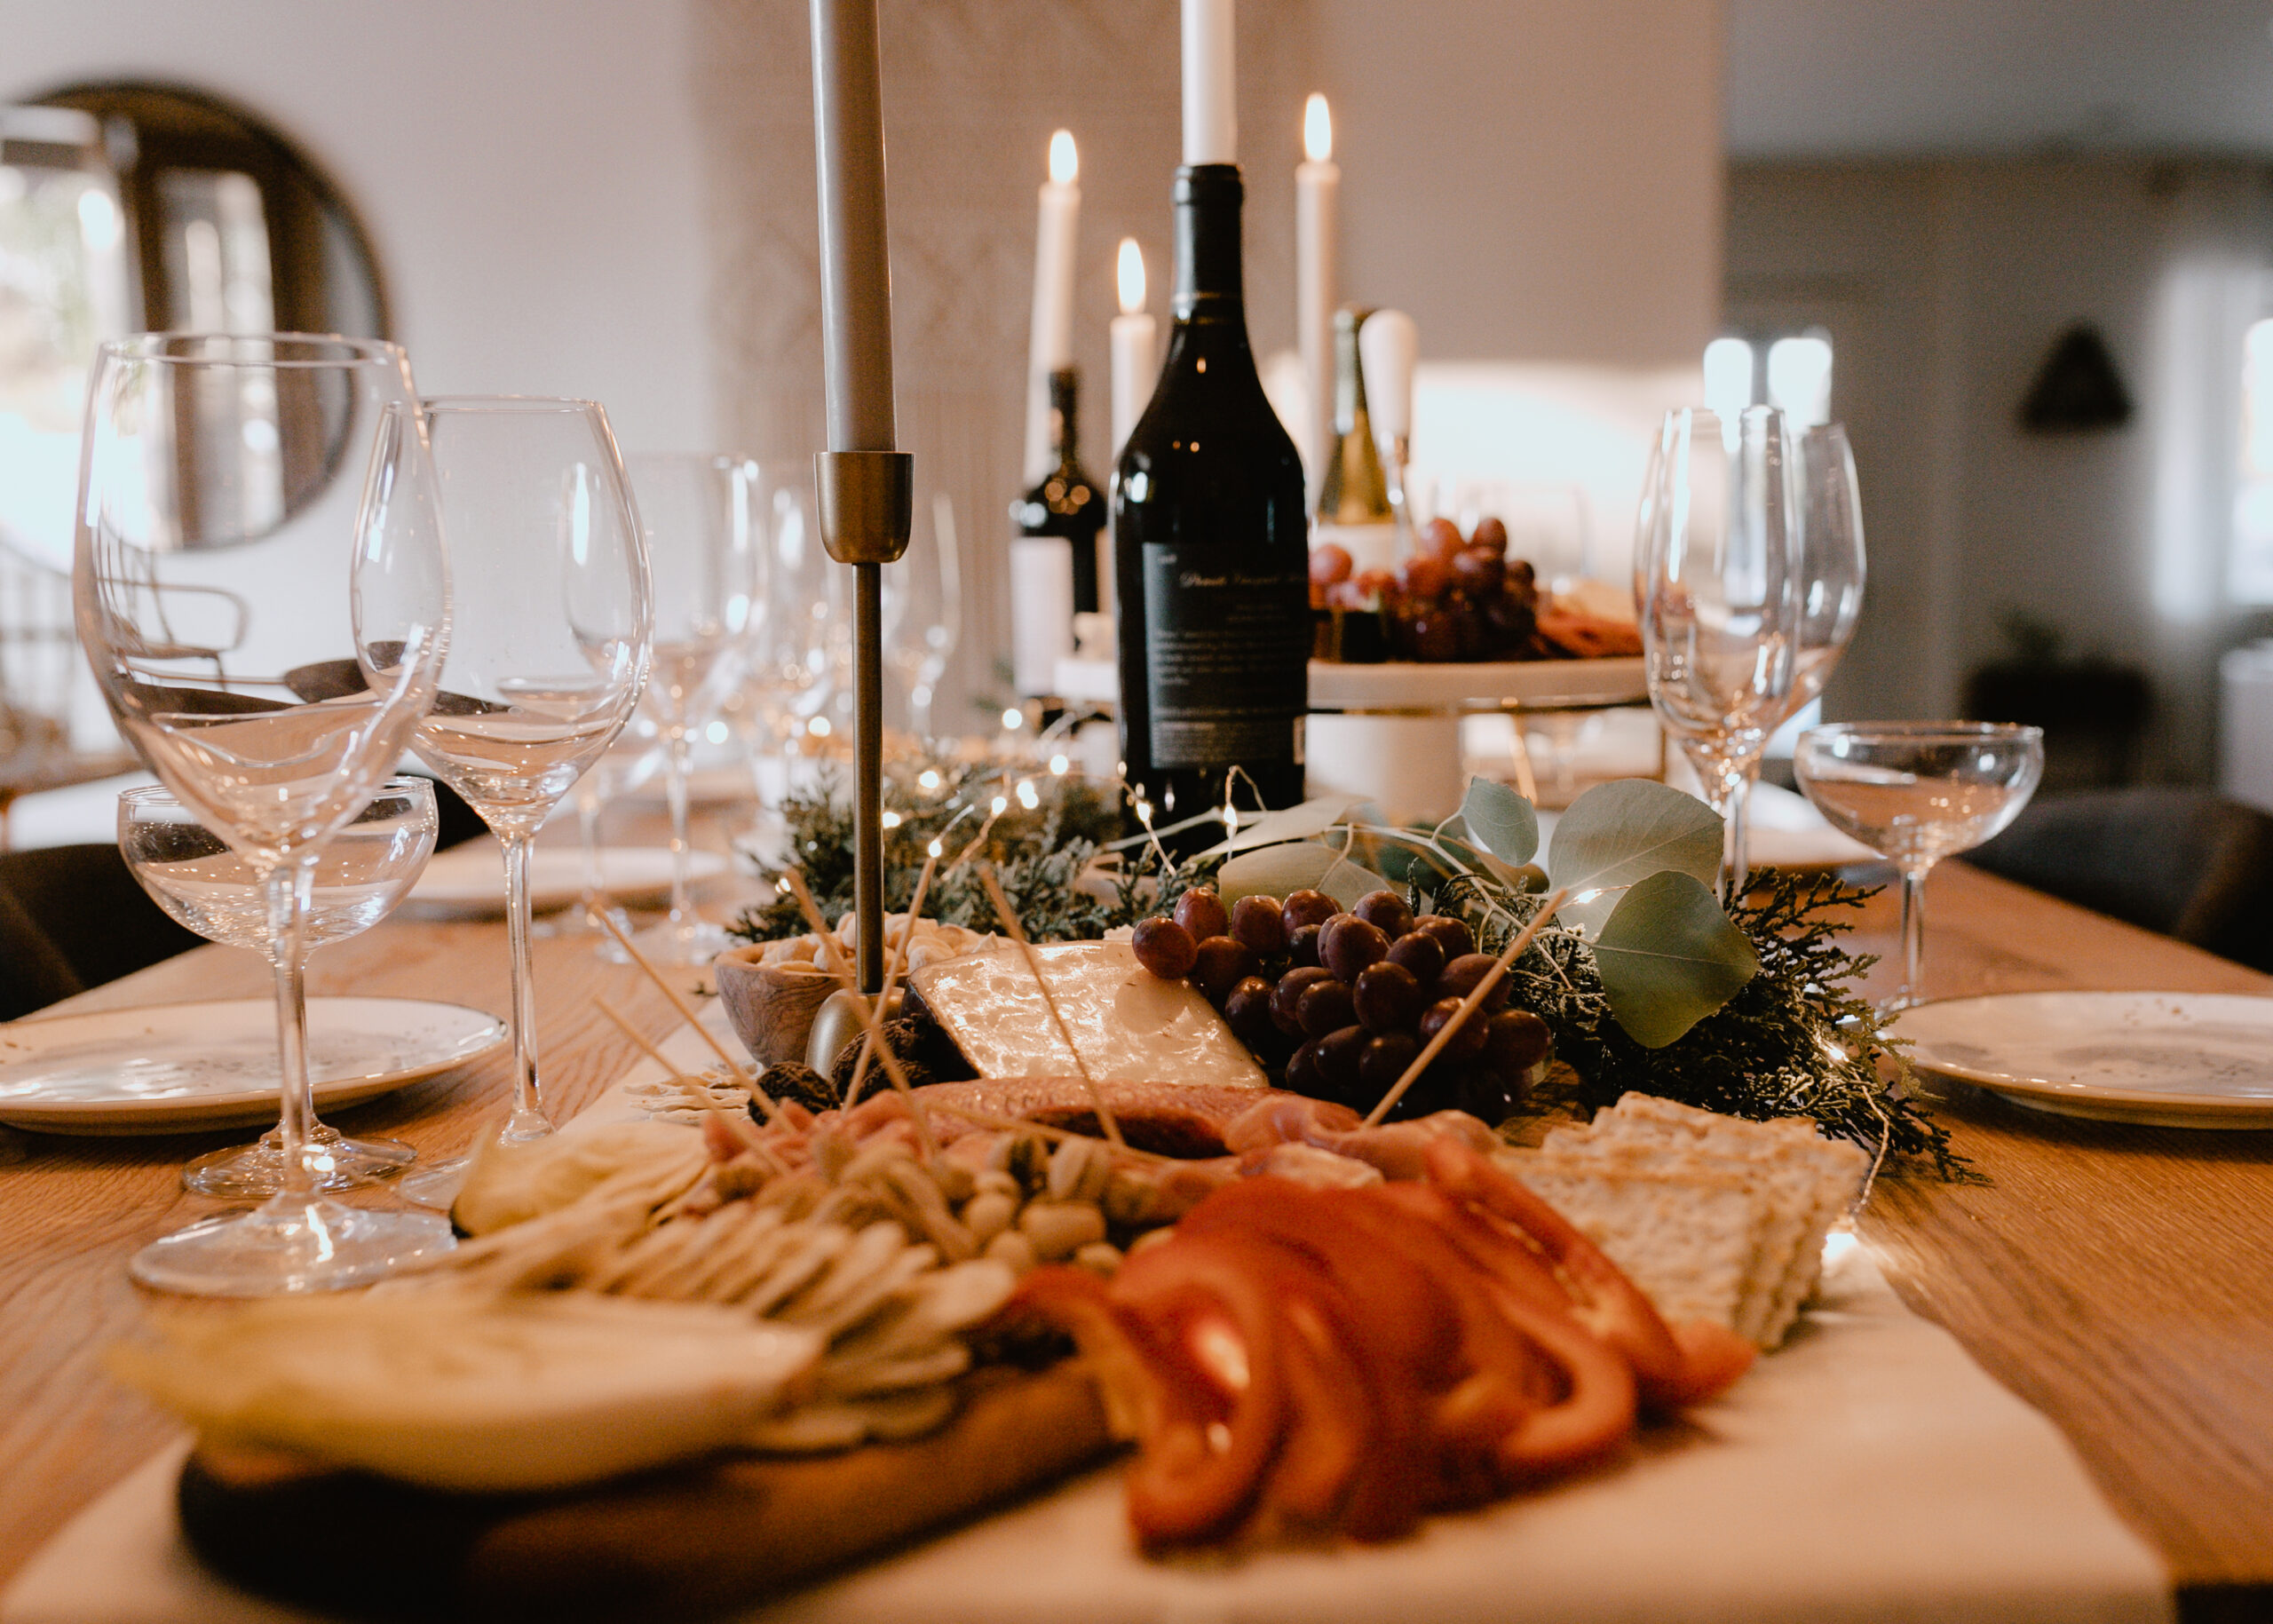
[1008,367,1105,697]
[1112,163,1309,839]
[1311,305,1397,575]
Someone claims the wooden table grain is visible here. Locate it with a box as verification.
[1,860,2269,1619]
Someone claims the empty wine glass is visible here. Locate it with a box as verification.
[883,493,962,741]
[399,397,651,1206]
[549,712,661,960]
[121,778,438,1196]
[75,332,454,1294]
[622,454,760,963]
[1781,424,1867,720]
[742,483,836,799]
[1636,406,1802,899]
[1794,722,2044,1010]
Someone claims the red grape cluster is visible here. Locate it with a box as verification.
[1131,884,1552,1123]
[1310,516,1547,663]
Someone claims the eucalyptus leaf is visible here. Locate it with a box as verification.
[1200,794,1360,858]
[1548,779,1723,932]
[1592,869,1759,1048]
[1458,777,1540,866]
[1217,841,1388,908]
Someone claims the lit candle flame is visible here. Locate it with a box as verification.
[1303,93,1332,164]
[1117,238,1146,317]
[1048,129,1078,186]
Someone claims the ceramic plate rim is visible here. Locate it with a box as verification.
[0,996,507,1134]
[1899,990,2273,1123]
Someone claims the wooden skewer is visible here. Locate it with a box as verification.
[780,869,939,1160]
[1364,888,1571,1129]
[978,866,1124,1148]
[918,1100,1179,1166]
[843,846,940,1110]
[589,906,780,1123]
[596,998,768,1153]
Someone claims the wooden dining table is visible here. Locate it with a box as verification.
[1,859,2269,1621]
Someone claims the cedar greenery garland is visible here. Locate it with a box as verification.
[1474,868,1966,1181]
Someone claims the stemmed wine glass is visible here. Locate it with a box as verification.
[883,493,962,741]
[398,397,650,1206]
[1794,723,2043,1010]
[738,483,835,804]
[1636,406,1803,899]
[1779,424,1867,722]
[622,454,760,963]
[121,778,441,1196]
[75,333,454,1294]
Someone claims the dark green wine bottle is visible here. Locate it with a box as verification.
[1111,162,1309,842]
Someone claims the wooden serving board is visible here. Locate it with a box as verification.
[175,1362,1114,1622]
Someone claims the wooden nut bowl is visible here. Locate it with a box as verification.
[713,947,836,1067]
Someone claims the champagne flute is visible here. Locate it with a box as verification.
[883,493,962,741]
[622,454,760,963]
[1794,722,2043,1010]
[120,778,439,1196]
[399,397,650,1205]
[1781,424,1867,719]
[1636,406,1803,899]
[75,332,453,1294]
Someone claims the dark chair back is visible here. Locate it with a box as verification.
[0,844,206,1020]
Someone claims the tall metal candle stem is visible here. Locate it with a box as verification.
[809,0,913,994]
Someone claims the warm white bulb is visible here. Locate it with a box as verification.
[1117,238,1146,318]
[1048,129,1078,186]
[1002,706,1023,730]
[1303,94,1332,163]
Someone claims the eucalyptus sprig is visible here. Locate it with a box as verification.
[1215,776,1961,1176]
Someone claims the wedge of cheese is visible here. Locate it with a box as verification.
[909,941,1268,1089]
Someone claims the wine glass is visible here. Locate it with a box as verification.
[883,492,962,741]
[1794,722,2043,1011]
[1780,424,1867,720]
[399,396,651,1205]
[120,778,439,1196]
[741,482,836,801]
[549,712,661,960]
[1636,406,1803,899]
[74,332,454,1294]
[622,454,760,963]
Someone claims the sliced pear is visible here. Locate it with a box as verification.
[113,1292,822,1493]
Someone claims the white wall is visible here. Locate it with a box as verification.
[1318,0,1723,368]
[2,0,713,453]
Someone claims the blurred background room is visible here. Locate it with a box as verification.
[11,0,2273,978]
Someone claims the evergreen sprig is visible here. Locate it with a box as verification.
[1485,867,1967,1179]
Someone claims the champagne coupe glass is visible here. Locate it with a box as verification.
[1636,406,1803,899]
[74,333,454,1294]
[883,493,962,742]
[622,454,759,963]
[120,778,439,1196]
[1779,423,1867,722]
[1794,722,2043,1011]
[399,397,651,1207]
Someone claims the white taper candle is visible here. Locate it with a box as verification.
[1182,0,1236,166]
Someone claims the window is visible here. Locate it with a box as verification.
[1700,329,1834,427]
[2230,317,2273,604]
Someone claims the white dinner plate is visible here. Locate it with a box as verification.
[405,843,727,918]
[0,998,508,1136]
[1897,991,2273,1129]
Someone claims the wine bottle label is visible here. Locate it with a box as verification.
[1140,544,1309,767]
[1010,536,1075,696]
